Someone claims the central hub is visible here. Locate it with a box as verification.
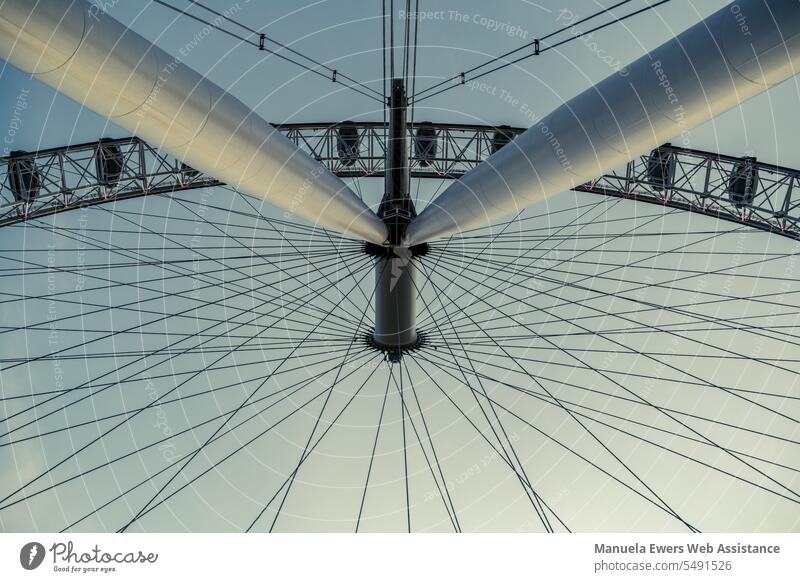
[363,242,429,258]
[365,329,429,362]
[372,250,417,349]
[370,78,419,356]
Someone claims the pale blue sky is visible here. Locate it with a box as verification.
[3,0,799,166]
[1,1,799,533]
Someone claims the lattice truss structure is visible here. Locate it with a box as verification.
[3,126,800,242]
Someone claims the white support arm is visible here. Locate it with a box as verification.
[405,0,800,245]
[0,0,388,243]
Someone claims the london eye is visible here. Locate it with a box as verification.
[0,0,799,533]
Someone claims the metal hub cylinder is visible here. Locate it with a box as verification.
[370,77,419,353]
[372,252,417,348]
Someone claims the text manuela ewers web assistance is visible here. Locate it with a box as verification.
[595,543,780,555]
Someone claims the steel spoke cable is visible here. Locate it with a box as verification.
[112,197,359,242]
[410,260,555,531]
[417,197,621,328]
[355,361,393,532]
[245,340,384,533]
[0,245,358,263]
[0,340,370,403]
[0,251,359,278]
[423,255,800,503]
[415,266,555,531]
[412,0,638,101]
[1,227,365,246]
[14,216,369,335]
[488,317,800,347]
[55,348,380,531]
[436,255,800,349]
[498,237,800,322]
[427,229,766,243]
[0,343,362,449]
[421,260,682,531]
[0,335,372,364]
[416,344,800,449]
[443,246,800,284]
[410,350,675,525]
[396,360,411,532]
[117,255,378,532]
[425,337,800,406]
[435,211,697,244]
[433,197,632,236]
[438,247,800,347]
[261,270,379,533]
[388,358,461,532]
[0,254,374,448]
[433,249,800,386]
[0,345,375,513]
[433,301,800,344]
[415,194,594,321]
[0,257,364,346]
[429,250,800,427]
[430,336,800,367]
[402,355,462,532]
[404,352,571,533]
[417,198,624,327]
[423,207,733,332]
[418,348,798,513]
[413,0,674,104]
[232,190,376,322]
[0,245,374,383]
[417,347,800,490]
[100,202,373,332]
[150,0,383,102]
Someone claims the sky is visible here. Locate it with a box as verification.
[4,0,800,166]
[0,0,799,533]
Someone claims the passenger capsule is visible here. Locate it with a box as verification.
[645,144,676,191]
[181,162,200,180]
[490,125,515,154]
[7,150,41,202]
[727,157,759,207]
[414,122,437,167]
[336,121,360,167]
[96,139,124,187]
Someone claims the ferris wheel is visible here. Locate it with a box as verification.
[0,0,799,533]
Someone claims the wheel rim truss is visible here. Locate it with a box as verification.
[3,126,800,241]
